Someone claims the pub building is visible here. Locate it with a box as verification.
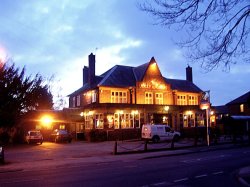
[65,53,207,141]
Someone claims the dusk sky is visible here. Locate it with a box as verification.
[0,0,249,108]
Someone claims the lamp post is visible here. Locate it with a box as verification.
[200,102,211,146]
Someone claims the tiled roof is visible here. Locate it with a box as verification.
[133,62,149,81]
[226,91,250,105]
[98,65,136,87]
[67,75,103,96]
[68,61,203,96]
[213,105,229,114]
[68,83,91,96]
[164,78,202,93]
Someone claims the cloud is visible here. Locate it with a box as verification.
[58,36,143,97]
[0,0,248,107]
[53,25,74,34]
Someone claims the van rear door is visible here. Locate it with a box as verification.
[142,125,151,139]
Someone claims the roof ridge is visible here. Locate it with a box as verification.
[226,90,250,105]
[165,77,186,81]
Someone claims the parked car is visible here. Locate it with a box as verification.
[25,130,43,144]
[50,129,72,143]
[0,145,4,164]
[141,124,181,143]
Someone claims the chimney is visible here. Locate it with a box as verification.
[88,53,96,86]
[186,65,193,82]
[83,66,89,85]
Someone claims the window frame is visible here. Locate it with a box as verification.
[111,91,127,103]
[155,93,163,104]
[145,92,153,104]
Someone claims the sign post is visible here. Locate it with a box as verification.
[200,91,211,146]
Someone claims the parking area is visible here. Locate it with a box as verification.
[4,141,113,161]
[0,141,118,171]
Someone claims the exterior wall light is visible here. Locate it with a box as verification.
[40,115,53,129]
[164,106,169,112]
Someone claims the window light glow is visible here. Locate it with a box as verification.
[131,110,138,115]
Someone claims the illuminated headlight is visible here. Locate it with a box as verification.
[0,147,2,153]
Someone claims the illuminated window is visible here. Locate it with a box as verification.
[107,115,114,128]
[177,95,187,105]
[95,113,104,129]
[77,95,81,106]
[114,113,119,129]
[240,104,244,113]
[111,91,127,103]
[91,91,96,103]
[59,125,65,129]
[155,93,163,104]
[183,113,195,127]
[114,112,136,129]
[134,113,140,128]
[85,114,93,129]
[145,92,153,104]
[196,113,205,126]
[188,95,198,105]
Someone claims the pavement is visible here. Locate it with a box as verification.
[238,166,250,187]
[1,139,250,186]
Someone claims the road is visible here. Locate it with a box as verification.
[0,142,249,187]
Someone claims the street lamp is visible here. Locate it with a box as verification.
[200,102,211,146]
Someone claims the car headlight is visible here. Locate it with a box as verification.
[0,147,2,153]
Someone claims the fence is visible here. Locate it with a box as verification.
[113,135,250,155]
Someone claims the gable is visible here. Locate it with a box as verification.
[138,57,168,90]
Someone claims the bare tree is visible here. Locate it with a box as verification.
[139,0,250,71]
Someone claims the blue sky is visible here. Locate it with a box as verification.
[0,0,249,108]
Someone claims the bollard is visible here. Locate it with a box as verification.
[144,140,148,152]
[113,141,117,155]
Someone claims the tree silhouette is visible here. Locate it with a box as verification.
[139,0,250,71]
[0,60,53,128]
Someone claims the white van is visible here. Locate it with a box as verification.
[141,124,180,143]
